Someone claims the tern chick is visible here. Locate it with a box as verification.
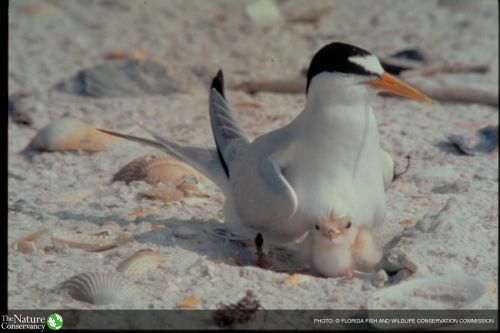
[306,216,382,278]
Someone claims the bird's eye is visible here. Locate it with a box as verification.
[346,222,352,229]
[315,225,320,230]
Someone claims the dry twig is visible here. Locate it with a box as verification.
[232,78,498,106]
[400,63,489,79]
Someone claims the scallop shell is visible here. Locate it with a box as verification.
[51,230,131,251]
[116,249,164,275]
[16,229,49,254]
[112,154,203,184]
[25,118,119,152]
[62,272,137,305]
[367,275,485,311]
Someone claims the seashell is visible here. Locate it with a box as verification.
[62,272,137,305]
[177,295,200,309]
[234,100,268,109]
[16,229,49,254]
[367,275,485,311]
[116,249,164,275]
[35,188,96,205]
[176,183,209,198]
[127,206,159,217]
[105,50,151,61]
[284,273,310,285]
[17,240,37,253]
[138,185,184,203]
[112,154,203,185]
[150,224,166,231]
[101,221,122,233]
[25,118,120,152]
[51,230,131,251]
[173,226,197,239]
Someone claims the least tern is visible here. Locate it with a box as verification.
[99,42,431,268]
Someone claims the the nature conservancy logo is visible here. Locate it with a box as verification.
[46,313,63,330]
[1,313,63,331]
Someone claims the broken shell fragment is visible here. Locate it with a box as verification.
[62,272,137,305]
[284,273,310,285]
[367,275,485,311]
[112,154,203,185]
[25,118,120,152]
[177,295,200,309]
[17,240,38,254]
[35,188,96,205]
[116,249,164,275]
[138,185,184,203]
[16,229,49,254]
[176,183,209,198]
[51,230,131,251]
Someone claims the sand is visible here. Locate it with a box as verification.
[8,0,498,315]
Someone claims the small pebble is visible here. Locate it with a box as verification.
[414,165,459,182]
[362,280,376,291]
[432,181,470,194]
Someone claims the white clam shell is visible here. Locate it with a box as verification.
[116,249,164,275]
[26,118,119,152]
[368,275,485,310]
[62,272,137,305]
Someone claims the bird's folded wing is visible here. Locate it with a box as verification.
[233,158,298,229]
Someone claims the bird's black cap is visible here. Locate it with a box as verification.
[306,42,377,93]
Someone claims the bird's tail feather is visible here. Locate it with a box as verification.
[97,128,231,194]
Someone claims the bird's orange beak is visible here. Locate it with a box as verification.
[365,72,432,103]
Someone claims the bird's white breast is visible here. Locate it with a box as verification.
[282,103,386,229]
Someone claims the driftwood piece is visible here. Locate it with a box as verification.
[287,5,333,24]
[401,63,489,79]
[232,78,498,106]
[408,83,498,106]
[232,79,305,94]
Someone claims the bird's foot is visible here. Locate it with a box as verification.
[393,154,411,181]
[344,268,355,280]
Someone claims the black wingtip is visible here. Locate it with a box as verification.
[211,69,225,97]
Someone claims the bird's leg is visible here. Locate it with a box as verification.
[255,233,265,268]
[393,154,411,181]
[345,268,355,280]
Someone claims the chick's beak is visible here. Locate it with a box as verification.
[365,72,432,103]
[323,228,340,240]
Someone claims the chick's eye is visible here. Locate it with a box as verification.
[315,225,320,230]
[346,222,352,229]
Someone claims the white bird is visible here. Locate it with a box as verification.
[99,42,431,267]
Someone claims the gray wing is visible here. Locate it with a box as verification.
[230,152,298,234]
[209,70,250,177]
